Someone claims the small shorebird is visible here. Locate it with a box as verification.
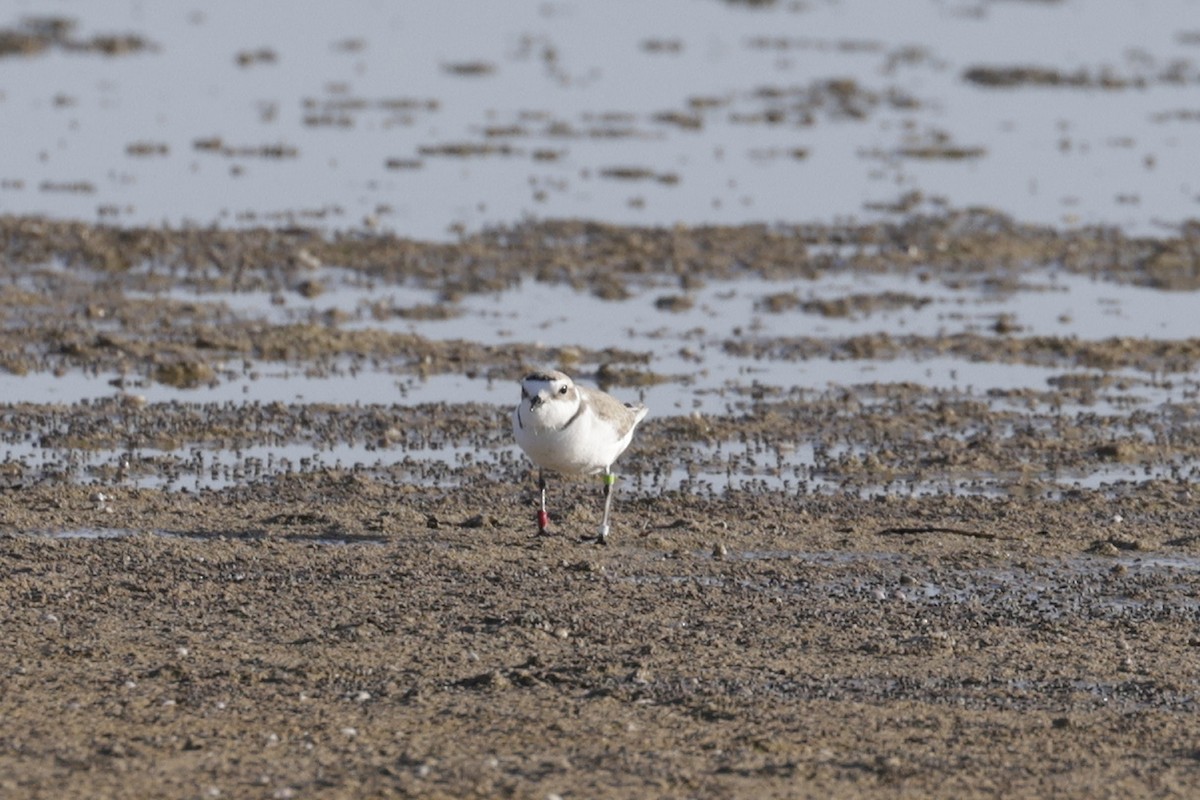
[513,369,648,543]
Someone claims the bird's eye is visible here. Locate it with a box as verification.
[558,386,568,395]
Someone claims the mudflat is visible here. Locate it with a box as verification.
[3,484,1200,799]
[2,213,1200,798]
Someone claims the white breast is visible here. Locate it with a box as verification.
[513,399,640,475]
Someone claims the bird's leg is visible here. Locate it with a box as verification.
[536,470,550,535]
[598,469,616,544]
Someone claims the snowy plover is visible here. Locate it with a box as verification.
[513,369,648,543]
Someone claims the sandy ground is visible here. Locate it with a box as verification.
[3,482,1200,799]
[2,213,1200,798]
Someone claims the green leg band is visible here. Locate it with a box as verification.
[603,473,616,486]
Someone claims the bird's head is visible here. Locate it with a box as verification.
[520,370,577,413]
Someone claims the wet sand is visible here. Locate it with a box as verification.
[4,483,1200,799]
[2,213,1200,798]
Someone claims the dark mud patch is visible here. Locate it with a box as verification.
[722,331,1200,373]
[963,57,1200,90]
[758,290,933,317]
[5,211,1200,296]
[0,16,154,59]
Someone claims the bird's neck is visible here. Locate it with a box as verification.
[531,397,584,431]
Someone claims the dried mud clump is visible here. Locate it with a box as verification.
[800,291,932,318]
[153,360,216,389]
[963,60,1200,90]
[0,16,154,58]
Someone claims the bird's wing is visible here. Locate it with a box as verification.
[580,386,647,439]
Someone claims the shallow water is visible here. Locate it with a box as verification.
[1,0,1198,237]
[83,267,1200,407]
